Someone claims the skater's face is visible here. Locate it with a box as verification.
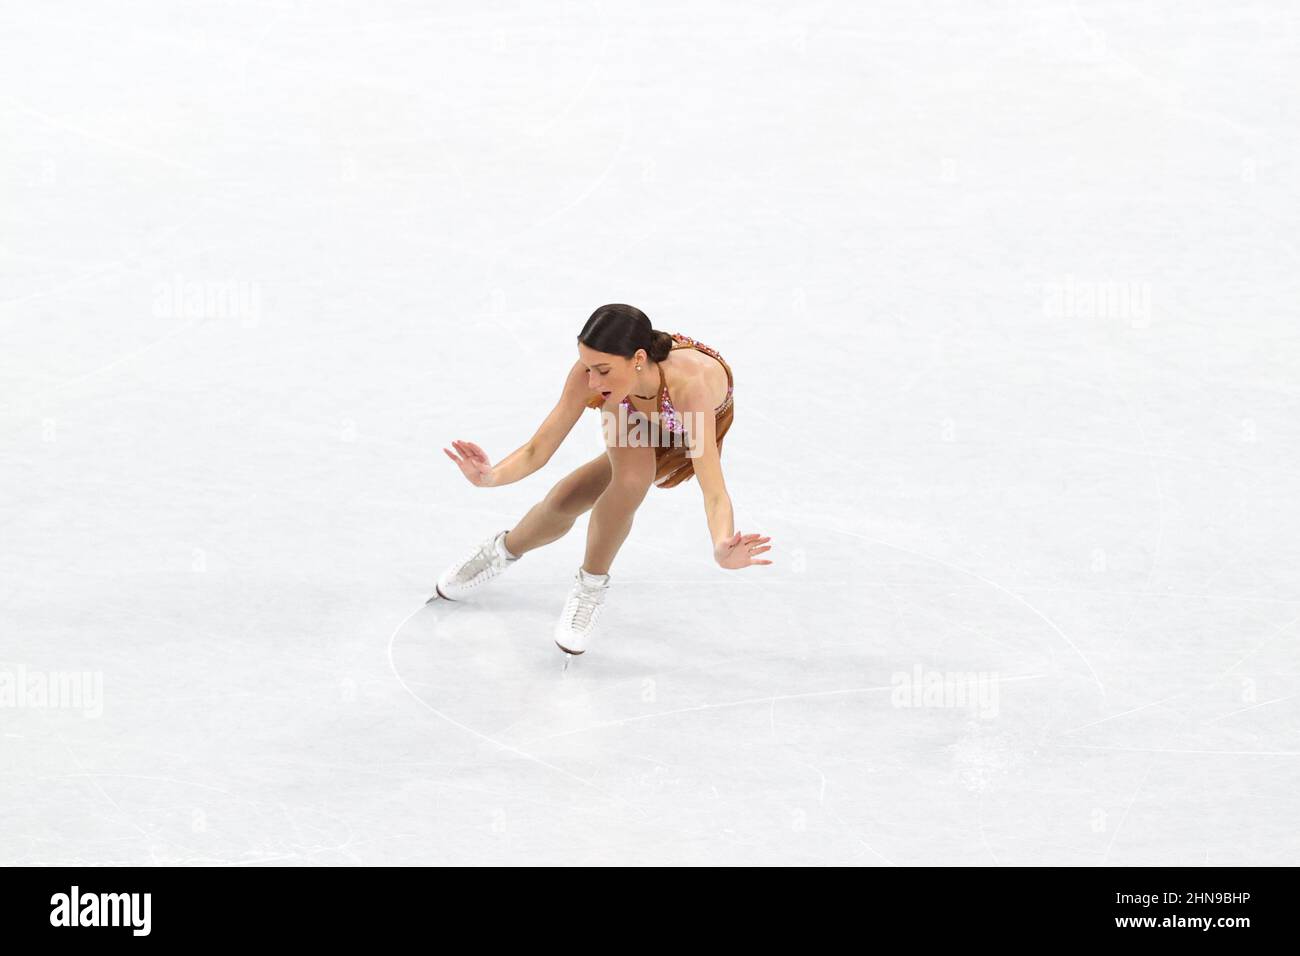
[578,343,641,403]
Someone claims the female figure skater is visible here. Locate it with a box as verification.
[432,303,772,657]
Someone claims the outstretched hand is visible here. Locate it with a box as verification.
[443,439,495,487]
[714,532,773,569]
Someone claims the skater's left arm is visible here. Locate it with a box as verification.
[676,383,772,569]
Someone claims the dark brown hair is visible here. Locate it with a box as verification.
[577,304,672,363]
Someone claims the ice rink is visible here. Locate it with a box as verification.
[3,0,1298,865]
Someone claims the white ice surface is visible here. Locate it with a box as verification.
[2,0,1298,865]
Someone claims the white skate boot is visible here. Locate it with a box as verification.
[553,567,611,656]
[430,529,520,602]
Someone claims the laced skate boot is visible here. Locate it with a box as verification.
[553,567,611,655]
[430,529,520,602]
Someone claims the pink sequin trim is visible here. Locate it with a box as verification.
[621,333,733,433]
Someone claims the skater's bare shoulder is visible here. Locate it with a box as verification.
[526,361,590,464]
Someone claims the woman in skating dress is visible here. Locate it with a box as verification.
[432,303,771,656]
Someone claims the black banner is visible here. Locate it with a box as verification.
[0,865,1288,943]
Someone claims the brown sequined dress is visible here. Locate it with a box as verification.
[584,333,735,489]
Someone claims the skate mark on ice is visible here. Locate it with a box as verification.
[1056,613,1300,736]
[814,522,1107,700]
[386,601,648,817]
[518,673,1047,745]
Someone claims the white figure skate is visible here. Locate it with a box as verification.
[429,529,520,602]
[553,567,611,657]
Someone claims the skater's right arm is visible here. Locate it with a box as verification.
[448,361,589,487]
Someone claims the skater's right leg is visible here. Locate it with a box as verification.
[503,452,612,557]
[551,444,654,655]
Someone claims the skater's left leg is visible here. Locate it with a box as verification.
[504,452,612,557]
[582,445,656,575]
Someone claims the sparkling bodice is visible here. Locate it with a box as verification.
[588,332,734,433]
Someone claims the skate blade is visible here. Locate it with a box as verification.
[556,642,584,673]
[425,585,455,604]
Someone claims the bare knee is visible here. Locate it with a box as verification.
[545,467,610,517]
[605,462,655,507]
[545,482,589,518]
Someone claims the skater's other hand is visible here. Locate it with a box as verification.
[443,439,495,487]
[714,532,773,569]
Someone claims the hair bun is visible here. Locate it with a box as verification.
[647,329,673,363]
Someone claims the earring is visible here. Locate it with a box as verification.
[636,365,642,371]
